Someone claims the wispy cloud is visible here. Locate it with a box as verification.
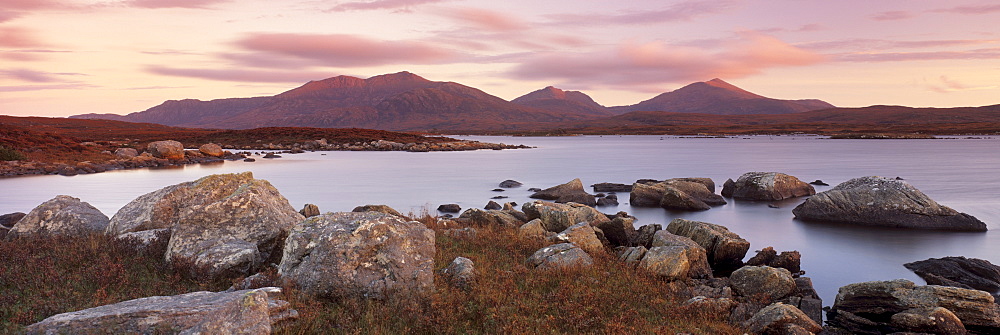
[871,11,914,21]
[231,33,458,67]
[146,66,336,83]
[0,27,47,48]
[438,7,529,32]
[327,0,450,12]
[931,4,1000,15]
[123,0,231,9]
[926,75,999,93]
[801,38,998,51]
[507,31,824,91]
[544,0,736,26]
[0,68,86,82]
[0,83,98,92]
[835,48,1000,62]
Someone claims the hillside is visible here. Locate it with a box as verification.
[511,86,612,117]
[609,79,834,115]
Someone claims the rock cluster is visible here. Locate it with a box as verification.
[666,218,750,272]
[904,257,1000,299]
[529,178,597,206]
[630,178,725,211]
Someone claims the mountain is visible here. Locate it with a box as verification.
[609,78,834,115]
[511,86,612,117]
[73,72,593,132]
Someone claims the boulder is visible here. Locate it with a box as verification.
[23,287,295,335]
[299,204,321,217]
[529,178,597,206]
[747,247,802,275]
[7,195,109,238]
[617,246,647,264]
[113,147,138,159]
[630,178,725,211]
[484,201,502,210]
[591,182,632,192]
[437,203,462,213]
[278,211,435,299]
[721,172,815,201]
[631,224,662,248]
[742,302,823,335]
[730,266,797,303]
[890,307,967,335]
[650,231,712,279]
[904,257,1000,295]
[459,208,524,227]
[666,218,749,270]
[518,219,550,239]
[629,182,666,207]
[499,180,523,188]
[639,246,693,280]
[550,222,605,255]
[784,277,824,325]
[351,204,405,218]
[594,216,635,247]
[596,194,619,206]
[527,243,593,271]
[116,228,170,247]
[199,143,225,157]
[522,201,609,233]
[792,176,987,231]
[0,212,26,228]
[146,140,185,160]
[441,257,476,289]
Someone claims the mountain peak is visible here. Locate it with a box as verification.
[367,71,429,83]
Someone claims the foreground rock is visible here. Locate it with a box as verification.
[746,247,803,275]
[146,140,185,160]
[742,302,822,335]
[551,222,605,255]
[730,266,797,303]
[459,208,524,227]
[650,231,712,279]
[0,212,25,228]
[6,195,109,239]
[826,279,1000,334]
[904,257,1000,297]
[529,178,597,206]
[526,243,593,271]
[278,211,435,299]
[630,178,726,211]
[522,201,609,233]
[666,218,750,271]
[441,257,476,289]
[721,172,815,201]
[792,176,987,231]
[24,287,295,334]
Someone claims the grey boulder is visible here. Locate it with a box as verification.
[529,178,597,206]
[526,243,593,271]
[666,218,749,271]
[722,172,815,201]
[522,200,609,233]
[7,195,109,239]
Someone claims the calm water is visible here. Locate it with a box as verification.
[2,135,998,305]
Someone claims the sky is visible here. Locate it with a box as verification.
[1,0,999,117]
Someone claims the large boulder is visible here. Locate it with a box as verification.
[278,211,435,299]
[594,215,635,247]
[792,176,987,231]
[23,287,295,335]
[198,143,225,157]
[351,204,405,218]
[904,257,1000,297]
[721,172,815,201]
[146,140,185,160]
[551,222,605,255]
[526,243,593,271]
[742,302,823,335]
[522,201,609,233]
[650,231,712,279]
[529,178,596,206]
[7,195,109,239]
[827,279,1000,334]
[631,224,661,248]
[113,147,138,159]
[458,208,524,227]
[666,218,749,270]
[730,266,797,303]
[630,178,725,211]
[639,246,694,280]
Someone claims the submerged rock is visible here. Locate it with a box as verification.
[7,195,109,239]
[721,172,815,201]
[792,176,987,231]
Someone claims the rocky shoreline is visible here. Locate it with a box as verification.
[0,138,531,178]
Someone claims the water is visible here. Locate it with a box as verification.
[2,135,998,305]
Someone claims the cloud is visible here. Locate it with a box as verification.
[544,0,735,26]
[801,38,998,51]
[835,48,1000,62]
[871,11,914,21]
[926,76,999,93]
[0,0,65,10]
[439,7,530,32]
[0,69,87,82]
[124,0,231,9]
[0,83,97,92]
[0,49,71,61]
[146,66,338,83]
[931,4,1000,15]
[328,0,450,12]
[232,33,457,67]
[507,32,824,89]
[0,10,22,23]
[0,27,47,48]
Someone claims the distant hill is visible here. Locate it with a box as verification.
[511,86,612,117]
[609,78,834,115]
[73,72,593,132]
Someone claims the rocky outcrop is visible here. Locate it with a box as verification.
[146,140,185,160]
[826,279,1000,334]
[730,266,797,303]
[351,204,405,218]
[484,201,502,210]
[522,201,609,233]
[617,246,647,264]
[441,257,476,289]
[551,222,605,255]
[721,172,815,201]
[518,219,551,239]
[529,178,597,206]
[665,218,749,271]
[742,302,822,335]
[23,287,295,335]
[594,216,635,247]
[630,178,725,211]
[199,143,225,157]
[278,211,435,299]
[458,208,524,227]
[639,246,696,280]
[746,247,803,275]
[299,204,320,217]
[6,195,109,239]
[650,231,712,279]
[526,243,593,271]
[904,257,1000,297]
[792,176,987,231]
[631,224,661,248]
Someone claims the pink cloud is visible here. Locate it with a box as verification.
[0,69,87,82]
[439,8,529,32]
[926,76,999,93]
[544,0,735,26]
[0,83,97,92]
[507,32,824,89]
[801,38,997,51]
[835,48,1000,62]
[0,49,70,61]
[0,0,65,10]
[871,11,914,21]
[125,0,231,9]
[931,4,1000,15]
[146,66,338,83]
[0,10,22,22]
[233,33,457,67]
[328,0,449,12]
[0,27,46,48]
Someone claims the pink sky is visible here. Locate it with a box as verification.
[1,0,999,117]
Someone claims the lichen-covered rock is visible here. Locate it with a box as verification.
[146,140,185,160]
[114,147,138,159]
[639,246,692,280]
[747,247,802,275]
[529,178,596,206]
[792,176,986,231]
[7,195,109,239]
[351,204,405,218]
[666,218,749,270]
[518,219,550,239]
[199,143,225,157]
[890,307,967,335]
[526,243,593,271]
[617,246,647,264]
[904,257,1000,296]
[595,216,635,247]
[742,302,823,335]
[279,211,435,299]
[730,266,797,303]
[522,201,609,233]
[631,223,661,248]
[441,257,476,289]
[722,172,815,201]
[459,208,524,227]
[23,287,295,335]
[550,222,605,255]
[651,231,712,279]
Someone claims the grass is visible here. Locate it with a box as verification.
[0,145,26,161]
[0,216,743,334]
